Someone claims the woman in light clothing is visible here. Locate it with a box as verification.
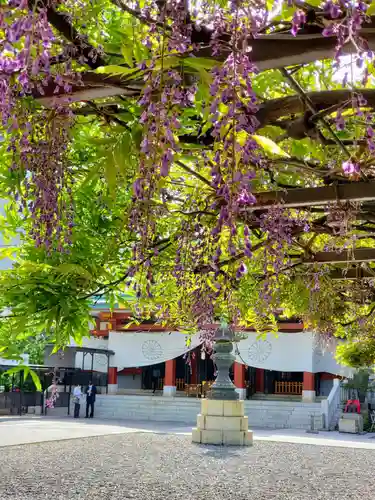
[73,385,82,418]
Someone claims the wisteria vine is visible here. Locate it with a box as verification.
[2,0,375,334]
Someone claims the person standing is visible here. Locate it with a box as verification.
[85,381,97,418]
[152,367,160,394]
[73,384,82,418]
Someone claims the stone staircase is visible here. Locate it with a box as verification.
[245,400,322,430]
[252,393,326,403]
[94,395,201,423]
[93,395,323,430]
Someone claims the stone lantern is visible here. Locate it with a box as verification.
[210,323,239,401]
[192,323,252,446]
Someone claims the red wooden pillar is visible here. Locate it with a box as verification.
[191,350,198,384]
[108,367,118,393]
[234,362,246,399]
[164,359,177,396]
[255,368,265,393]
[302,371,316,402]
[303,372,315,390]
[234,362,246,388]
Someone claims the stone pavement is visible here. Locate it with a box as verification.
[2,415,375,449]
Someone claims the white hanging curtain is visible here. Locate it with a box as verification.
[234,331,353,376]
[108,331,202,370]
[73,329,353,376]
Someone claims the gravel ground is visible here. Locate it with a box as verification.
[1,433,374,500]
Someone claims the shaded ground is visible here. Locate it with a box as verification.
[0,432,374,500]
[2,416,375,449]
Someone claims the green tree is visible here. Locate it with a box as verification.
[0,0,375,368]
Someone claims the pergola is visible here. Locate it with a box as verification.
[18,2,375,307]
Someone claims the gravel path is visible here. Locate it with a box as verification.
[1,433,374,500]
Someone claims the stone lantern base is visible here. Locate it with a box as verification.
[192,399,253,446]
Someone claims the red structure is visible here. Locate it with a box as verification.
[90,311,339,399]
[165,359,176,387]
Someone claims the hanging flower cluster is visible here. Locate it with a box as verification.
[130,0,193,271]
[322,0,370,59]
[342,160,360,176]
[128,0,374,326]
[258,207,309,305]
[291,9,306,37]
[0,0,56,127]
[23,109,74,250]
[1,0,77,248]
[205,1,267,287]
[3,0,375,335]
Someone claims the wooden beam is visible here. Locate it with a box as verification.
[249,31,375,72]
[29,6,375,106]
[33,73,140,107]
[329,268,375,280]
[249,182,375,210]
[194,20,375,69]
[303,248,375,264]
[36,85,131,107]
[30,0,106,70]
[257,89,375,126]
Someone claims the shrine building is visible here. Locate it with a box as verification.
[45,299,352,403]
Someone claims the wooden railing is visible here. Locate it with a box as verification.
[155,378,214,394]
[275,381,303,395]
[185,384,201,398]
[184,381,215,398]
[201,381,214,398]
[156,378,189,391]
[176,378,185,391]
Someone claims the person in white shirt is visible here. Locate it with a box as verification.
[73,384,82,418]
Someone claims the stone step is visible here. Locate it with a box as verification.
[99,411,290,420]
[90,395,325,430]
[96,403,199,410]
[98,395,320,405]
[101,407,197,413]
[96,405,317,415]
[96,400,200,407]
[252,393,326,402]
[96,408,315,416]
[96,406,199,412]
[97,398,190,403]
[246,402,321,408]
[245,407,294,412]
[99,411,197,417]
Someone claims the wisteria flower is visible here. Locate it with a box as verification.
[342,160,360,176]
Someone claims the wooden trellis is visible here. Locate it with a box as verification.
[24,1,375,290]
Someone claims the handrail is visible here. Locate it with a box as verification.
[321,378,341,430]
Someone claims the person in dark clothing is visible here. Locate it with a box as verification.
[152,368,160,394]
[85,381,97,418]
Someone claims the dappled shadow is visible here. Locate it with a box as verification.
[199,445,242,459]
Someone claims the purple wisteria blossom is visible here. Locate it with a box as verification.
[342,160,360,176]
